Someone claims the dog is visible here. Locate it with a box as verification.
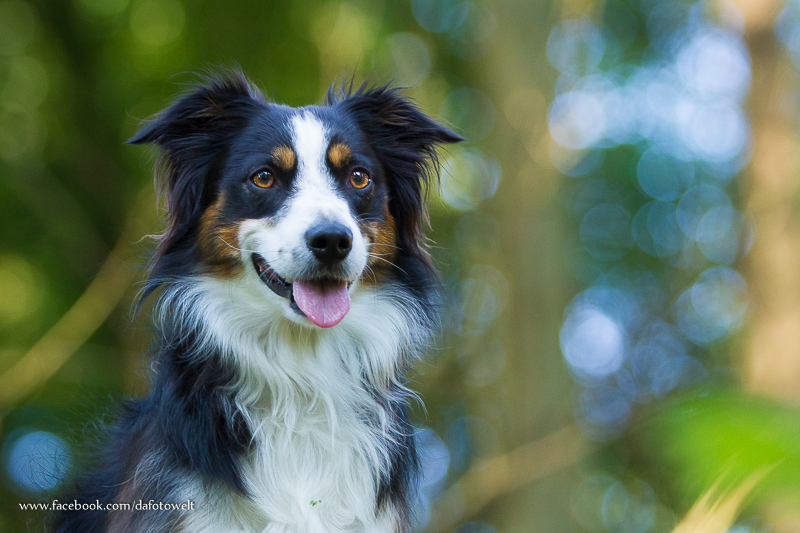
[52,71,461,533]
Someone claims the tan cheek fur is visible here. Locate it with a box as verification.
[198,193,244,278]
[360,210,398,284]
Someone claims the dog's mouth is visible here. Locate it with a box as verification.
[252,253,292,299]
[251,253,351,328]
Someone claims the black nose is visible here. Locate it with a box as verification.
[306,222,353,264]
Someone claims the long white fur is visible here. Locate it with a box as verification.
[150,112,429,533]
[158,274,425,533]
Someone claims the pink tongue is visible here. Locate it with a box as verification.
[292,280,351,328]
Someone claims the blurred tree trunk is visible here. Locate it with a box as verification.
[735,0,800,403]
[736,0,800,530]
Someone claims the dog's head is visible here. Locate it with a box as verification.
[131,72,461,328]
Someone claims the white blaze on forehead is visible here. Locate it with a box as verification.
[287,112,353,223]
[291,112,330,190]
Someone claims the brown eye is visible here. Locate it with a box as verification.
[349,169,371,190]
[251,170,275,189]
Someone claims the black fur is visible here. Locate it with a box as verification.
[53,324,250,532]
[376,393,419,527]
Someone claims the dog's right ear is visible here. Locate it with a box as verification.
[129,72,260,294]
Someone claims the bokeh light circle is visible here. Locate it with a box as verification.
[4,430,71,493]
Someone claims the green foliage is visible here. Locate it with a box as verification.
[633,389,800,508]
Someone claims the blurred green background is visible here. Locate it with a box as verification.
[4,0,800,531]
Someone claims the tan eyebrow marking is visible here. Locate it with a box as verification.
[327,142,352,168]
[272,145,296,170]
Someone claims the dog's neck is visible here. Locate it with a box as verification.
[154,273,429,405]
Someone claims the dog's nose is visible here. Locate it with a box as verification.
[306,222,353,264]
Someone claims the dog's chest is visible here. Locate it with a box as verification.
[194,362,394,533]
[187,401,392,533]
[177,283,416,532]
[245,402,385,531]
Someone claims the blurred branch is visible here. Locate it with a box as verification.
[672,468,772,533]
[725,0,782,33]
[427,423,593,532]
[0,188,155,408]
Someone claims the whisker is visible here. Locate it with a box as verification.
[367,253,409,276]
[216,236,281,256]
[365,242,402,250]
[217,236,259,254]
[363,264,378,283]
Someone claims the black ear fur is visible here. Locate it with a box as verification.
[328,84,463,265]
[129,72,260,298]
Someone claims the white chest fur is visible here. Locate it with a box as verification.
[162,276,426,533]
[240,369,392,532]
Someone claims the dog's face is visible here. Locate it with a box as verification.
[131,74,461,328]
[199,108,394,327]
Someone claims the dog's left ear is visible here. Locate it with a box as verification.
[129,72,260,294]
[334,85,463,260]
